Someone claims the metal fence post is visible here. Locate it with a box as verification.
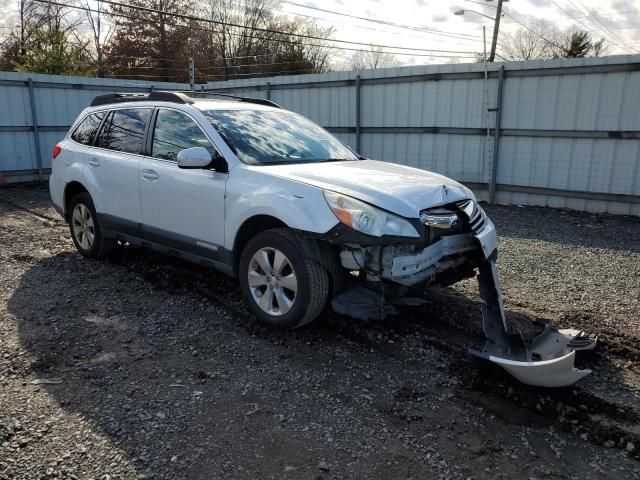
[355,74,361,153]
[489,65,505,204]
[189,57,195,90]
[27,78,43,182]
[266,81,271,101]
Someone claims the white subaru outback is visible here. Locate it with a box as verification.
[49,91,595,387]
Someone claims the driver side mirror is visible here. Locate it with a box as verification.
[177,147,211,169]
[177,147,227,171]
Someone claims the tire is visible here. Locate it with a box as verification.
[239,228,329,329]
[68,192,115,259]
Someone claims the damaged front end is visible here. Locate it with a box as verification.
[329,198,596,388]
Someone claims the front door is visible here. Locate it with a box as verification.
[139,108,227,260]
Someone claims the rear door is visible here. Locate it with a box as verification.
[86,107,152,234]
[139,107,227,259]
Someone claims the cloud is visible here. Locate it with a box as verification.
[431,14,448,23]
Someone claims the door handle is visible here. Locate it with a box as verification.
[141,169,159,181]
[88,158,100,167]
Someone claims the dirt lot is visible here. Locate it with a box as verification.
[0,184,639,480]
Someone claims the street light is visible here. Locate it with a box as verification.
[454,0,505,62]
[454,9,495,21]
[453,7,492,205]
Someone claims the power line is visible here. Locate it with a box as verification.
[571,8,640,18]
[33,0,479,59]
[196,60,313,71]
[238,0,486,45]
[502,8,564,50]
[203,68,316,79]
[282,1,484,42]
[548,0,603,34]
[89,0,479,55]
[568,0,638,52]
[551,0,638,53]
[547,0,626,52]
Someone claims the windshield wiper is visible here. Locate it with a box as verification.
[317,158,358,162]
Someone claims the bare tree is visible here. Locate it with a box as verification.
[498,20,563,61]
[350,45,400,70]
[498,21,607,61]
[199,0,278,80]
[194,0,333,81]
[76,0,114,77]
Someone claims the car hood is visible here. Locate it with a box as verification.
[256,159,472,218]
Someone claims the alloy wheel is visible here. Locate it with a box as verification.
[248,247,298,316]
[71,203,95,250]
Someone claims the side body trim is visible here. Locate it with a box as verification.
[97,213,234,276]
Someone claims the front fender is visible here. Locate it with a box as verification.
[224,168,338,250]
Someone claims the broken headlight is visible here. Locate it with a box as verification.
[324,190,420,238]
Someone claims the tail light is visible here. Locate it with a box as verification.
[52,144,62,160]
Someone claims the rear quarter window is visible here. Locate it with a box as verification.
[71,112,105,145]
[95,108,151,155]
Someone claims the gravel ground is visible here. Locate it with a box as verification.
[0,184,639,480]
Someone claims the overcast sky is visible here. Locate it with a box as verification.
[276,0,640,64]
[1,0,639,66]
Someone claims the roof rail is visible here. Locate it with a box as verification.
[186,90,282,109]
[90,91,194,107]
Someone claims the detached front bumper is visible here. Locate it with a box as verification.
[472,252,596,387]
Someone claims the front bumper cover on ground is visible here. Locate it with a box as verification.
[471,251,596,387]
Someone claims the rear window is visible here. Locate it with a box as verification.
[95,108,151,155]
[71,112,104,145]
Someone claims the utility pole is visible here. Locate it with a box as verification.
[19,0,26,58]
[489,0,504,62]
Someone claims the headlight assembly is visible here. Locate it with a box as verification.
[323,190,419,238]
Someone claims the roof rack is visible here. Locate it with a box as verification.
[90,90,282,109]
[186,90,282,109]
[90,91,195,107]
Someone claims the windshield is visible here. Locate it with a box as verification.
[203,109,358,165]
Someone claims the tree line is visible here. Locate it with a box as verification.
[0,0,334,82]
[497,20,606,62]
[0,1,609,81]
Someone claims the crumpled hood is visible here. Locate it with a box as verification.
[255,159,472,218]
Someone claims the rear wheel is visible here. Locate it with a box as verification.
[68,192,115,259]
[239,229,329,329]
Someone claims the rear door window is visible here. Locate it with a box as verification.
[95,108,151,154]
[151,109,217,162]
[71,112,104,145]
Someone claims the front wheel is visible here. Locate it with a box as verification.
[239,229,329,329]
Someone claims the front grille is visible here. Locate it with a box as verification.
[420,198,487,244]
[457,199,486,234]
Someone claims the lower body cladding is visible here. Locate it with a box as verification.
[331,234,596,388]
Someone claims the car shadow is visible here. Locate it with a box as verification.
[9,247,640,477]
